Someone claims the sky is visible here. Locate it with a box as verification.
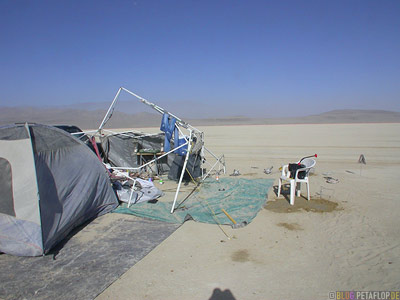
[0,0,399,118]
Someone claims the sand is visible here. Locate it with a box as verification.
[96,123,400,300]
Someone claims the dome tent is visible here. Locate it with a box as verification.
[0,123,118,256]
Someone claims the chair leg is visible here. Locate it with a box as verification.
[278,178,282,197]
[290,179,296,205]
[296,182,301,197]
[306,181,310,201]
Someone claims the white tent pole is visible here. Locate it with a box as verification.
[111,141,189,172]
[203,146,226,176]
[101,129,161,139]
[202,155,225,180]
[127,178,138,208]
[176,124,186,138]
[121,87,180,121]
[121,87,165,114]
[135,141,189,170]
[170,131,193,213]
[120,87,202,133]
[96,86,202,134]
[98,87,122,132]
[204,146,220,160]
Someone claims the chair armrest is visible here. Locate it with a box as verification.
[281,164,289,177]
[294,166,310,180]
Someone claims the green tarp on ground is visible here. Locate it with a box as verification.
[114,178,274,225]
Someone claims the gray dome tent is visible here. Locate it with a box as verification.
[0,123,118,256]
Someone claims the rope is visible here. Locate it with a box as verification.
[201,195,231,239]
[186,167,231,239]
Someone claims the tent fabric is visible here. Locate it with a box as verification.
[114,177,274,225]
[115,178,163,204]
[102,133,141,168]
[101,131,174,172]
[0,123,118,256]
[168,154,202,181]
[0,136,41,226]
[0,157,14,216]
[0,215,43,257]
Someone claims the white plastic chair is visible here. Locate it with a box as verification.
[277,158,316,205]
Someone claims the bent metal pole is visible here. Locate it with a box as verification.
[170,131,193,213]
[97,87,122,132]
[120,87,203,133]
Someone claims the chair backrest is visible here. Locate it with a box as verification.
[301,158,316,169]
[297,158,316,180]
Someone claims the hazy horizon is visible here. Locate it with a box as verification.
[2,99,400,119]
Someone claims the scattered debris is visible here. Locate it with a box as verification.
[231,221,248,229]
[324,176,339,184]
[264,166,273,174]
[229,169,241,176]
[358,154,366,176]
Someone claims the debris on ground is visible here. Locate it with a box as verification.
[324,176,339,184]
[264,166,273,174]
[230,169,241,176]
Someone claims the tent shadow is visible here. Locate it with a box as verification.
[48,218,93,259]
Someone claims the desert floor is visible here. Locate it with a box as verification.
[96,123,400,300]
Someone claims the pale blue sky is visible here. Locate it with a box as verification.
[0,0,399,117]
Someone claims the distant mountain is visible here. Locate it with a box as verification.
[0,107,399,129]
[0,107,161,129]
[187,109,400,126]
[308,109,400,123]
[62,99,227,118]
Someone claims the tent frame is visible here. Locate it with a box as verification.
[89,87,225,213]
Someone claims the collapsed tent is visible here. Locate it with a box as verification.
[0,123,118,256]
[93,87,226,213]
[100,130,202,181]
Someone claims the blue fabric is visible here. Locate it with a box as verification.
[164,136,170,153]
[173,127,187,156]
[174,127,179,150]
[160,113,176,152]
[174,138,188,156]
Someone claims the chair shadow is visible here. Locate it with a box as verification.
[272,184,307,204]
[272,184,290,202]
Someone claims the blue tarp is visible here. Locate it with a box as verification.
[159,113,176,152]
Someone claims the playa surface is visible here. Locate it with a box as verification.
[96,123,400,300]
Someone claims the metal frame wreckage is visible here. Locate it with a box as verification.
[76,87,226,213]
